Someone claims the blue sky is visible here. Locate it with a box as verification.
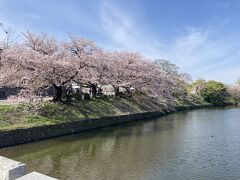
[0,0,240,84]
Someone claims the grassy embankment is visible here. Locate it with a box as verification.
[0,95,210,131]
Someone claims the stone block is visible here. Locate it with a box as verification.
[16,172,58,180]
[0,156,27,180]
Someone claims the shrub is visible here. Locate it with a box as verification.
[64,94,72,102]
[84,93,90,100]
[200,80,227,105]
[72,93,82,101]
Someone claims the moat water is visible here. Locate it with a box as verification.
[1,107,240,180]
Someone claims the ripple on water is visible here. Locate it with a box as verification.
[0,107,240,180]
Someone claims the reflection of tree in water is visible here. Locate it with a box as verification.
[2,109,240,179]
[0,114,185,179]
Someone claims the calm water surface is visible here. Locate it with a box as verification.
[1,107,240,180]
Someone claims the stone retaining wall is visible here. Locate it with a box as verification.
[0,104,213,148]
[0,111,167,148]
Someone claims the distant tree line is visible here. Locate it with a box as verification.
[190,79,240,105]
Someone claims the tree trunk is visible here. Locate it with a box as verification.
[121,86,132,98]
[91,83,97,98]
[113,86,120,96]
[123,86,131,94]
[52,84,62,102]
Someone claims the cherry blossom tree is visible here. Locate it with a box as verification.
[79,49,113,97]
[1,32,98,102]
[0,30,192,109]
[99,51,176,108]
[63,36,102,97]
[227,83,240,104]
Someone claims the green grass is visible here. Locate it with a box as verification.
[0,96,166,131]
[0,94,214,131]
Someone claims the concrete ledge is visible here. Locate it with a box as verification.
[16,172,57,180]
[0,156,27,180]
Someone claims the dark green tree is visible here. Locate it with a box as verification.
[200,80,227,105]
[154,59,179,75]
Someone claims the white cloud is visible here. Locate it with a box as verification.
[25,13,47,21]
[99,2,240,84]
[167,28,240,83]
[1,0,239,84]
[99,1,166,58]
[216,2,230,9]
[204,66,240,85]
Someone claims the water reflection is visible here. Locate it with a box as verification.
[0,107,240,180]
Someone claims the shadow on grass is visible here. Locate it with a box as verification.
[0,96,165,129]
[36,99,126,124]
